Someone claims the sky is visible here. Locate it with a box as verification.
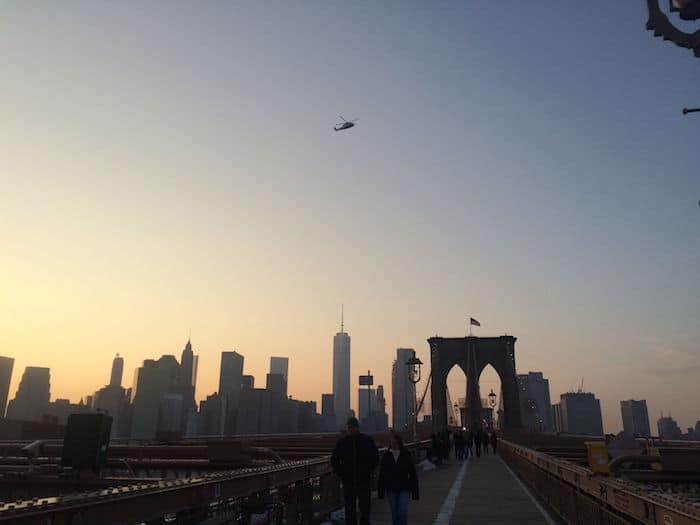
[1,2,698,434]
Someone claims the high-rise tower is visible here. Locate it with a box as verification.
[391,348,416,432]
[110,354,124,387]
[332,306,351,426]
[0,356,14,418]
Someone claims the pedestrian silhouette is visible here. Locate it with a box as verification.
[331,417,379,525]
[473,429,481,457]
[378,434,419,525]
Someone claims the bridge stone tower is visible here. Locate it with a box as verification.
[428,336,522,432]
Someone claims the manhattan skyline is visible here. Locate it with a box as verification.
[1,3,698,434]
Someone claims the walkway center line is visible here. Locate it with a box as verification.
[499,456,557,525]
[433,458,469,525]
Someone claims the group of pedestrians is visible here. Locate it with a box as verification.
[331,417,418,525]
[331,416,498,524]
[453,428,497,459]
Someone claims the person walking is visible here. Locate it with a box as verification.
[331,417,380,525]
[482,429,489,456]
[465,430,473,458]
[490,430,498,455]
[473,429,481,457]
[454,431,465,460]
[378,434,419,525]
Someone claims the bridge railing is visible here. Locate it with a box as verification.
[499,439,700,525]
[0,440,431,525]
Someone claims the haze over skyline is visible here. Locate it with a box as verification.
[1,3,698,434]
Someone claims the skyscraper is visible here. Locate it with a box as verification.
[620,399,651,437]
[130,355,180,439]
[219,351,244,434]
[110,354,124,387]
[0,356,14,418]
[391,348,416,432]
[6,367,51,422]
[332,309,351,426]
[657,415,683,440]
[269,357,289,397]
[93,354,130,437]
[559,392,604,436]
[517,372,553,432]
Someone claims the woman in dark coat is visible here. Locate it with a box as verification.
[378,434,419,525]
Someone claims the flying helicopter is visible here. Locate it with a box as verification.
[334,116,357,131]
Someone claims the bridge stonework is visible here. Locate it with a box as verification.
[428,335,523,432]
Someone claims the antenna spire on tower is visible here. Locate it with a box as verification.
[341,304,344,333]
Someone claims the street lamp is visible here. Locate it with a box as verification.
[488,389,497,409]
[406,356,423,443]
[683,107,700,115]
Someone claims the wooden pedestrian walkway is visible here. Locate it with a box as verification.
[370,453,555,524]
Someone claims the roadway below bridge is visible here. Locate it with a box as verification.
[369,452,556,525]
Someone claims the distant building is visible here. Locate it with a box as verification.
[332,315,351,426]
[197,392,227,436]
[558,392,604,436]
[266,373,286,397]
[517,372,553,432]
[321,393,336,431]
[130,356,179,439]
[236,388,283,435]
[695,421,700,437]
[657,415,682,440]
[157,393,184,436]
[358,386,388,432]
[6,367,51,422]
[391,348,416,432]
[219,351,244,434]
[270,357,289,397]
[241,375,255,391]
[552,403,563,433]
[92,354,131,437]
[110,354,124,387]
[0,356,14,418]
[620,400,651,437]
[43,398,94,425]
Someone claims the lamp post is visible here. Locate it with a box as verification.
[488,389,497,430]
[406,356,423,443]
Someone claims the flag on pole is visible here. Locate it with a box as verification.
[470,317,481,327]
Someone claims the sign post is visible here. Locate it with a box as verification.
[359,371,373,427]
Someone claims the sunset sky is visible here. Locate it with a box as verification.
[1,3,698,434]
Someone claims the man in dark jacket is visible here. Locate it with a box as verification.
[331,417,379,525]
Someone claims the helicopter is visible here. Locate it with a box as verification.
[334,116,357,131]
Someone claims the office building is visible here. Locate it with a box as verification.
[321,393,336,431]
[198,392,227,436]
[332,313,351,426]
[241,375,255,391]
[517,372,553,432]
[552,403,563,433]
[0,356,14,418]
[270,357,289,397]
[6,367,51,422]
[93,354,131,437]
[130,356,180,439]
[266,373,286,397]
[657,415,682,440]
[620,399,651,437]
[110,354,124,387]
[392,348,416,432]
[219,351,244,434]
[558,392,604,436]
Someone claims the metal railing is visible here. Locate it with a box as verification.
[0,440,430,525]
[499,439,700,525]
